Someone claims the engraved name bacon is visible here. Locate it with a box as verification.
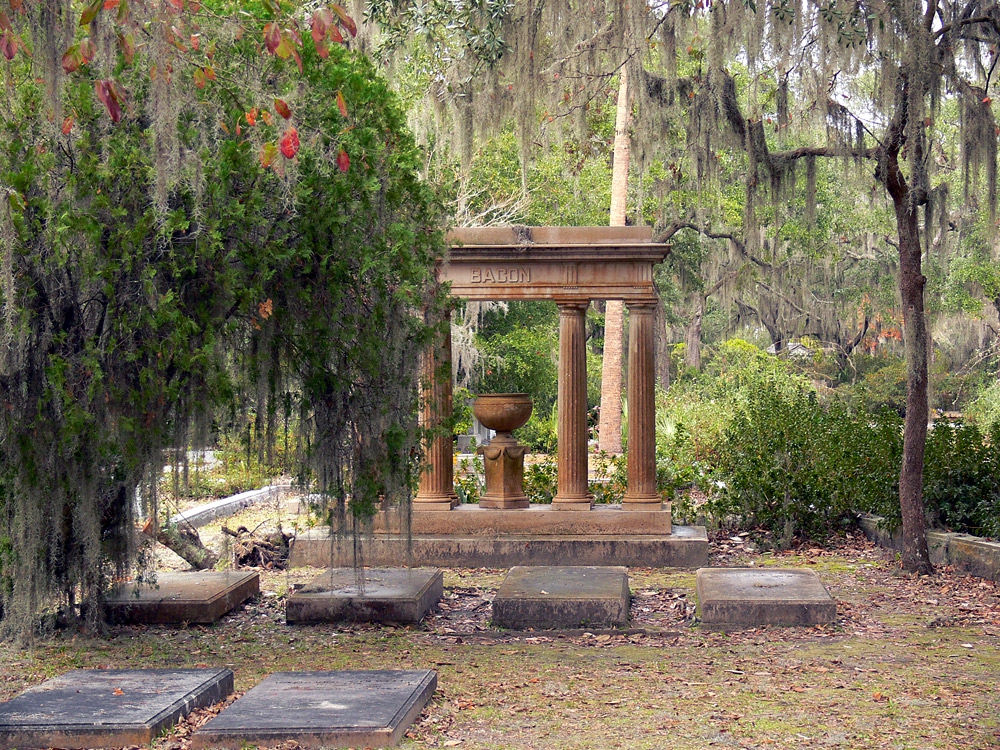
[469,267,531,283]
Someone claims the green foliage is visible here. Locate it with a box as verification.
[0,33,445,635]
[923,422,1000,538]
[523,455,557,503]
[707,388,902,543]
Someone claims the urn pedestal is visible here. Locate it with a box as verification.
[473,394,532,510]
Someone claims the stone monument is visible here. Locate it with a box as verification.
[473,393,532,510]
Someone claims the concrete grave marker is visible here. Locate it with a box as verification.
[696,567,837,629]
[0,668,233,749]
[106,570,259,624]
[286,567,443,624]
[192,670,437,749]
[492,565,630,629]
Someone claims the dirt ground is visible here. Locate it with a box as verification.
[1,509,999,750]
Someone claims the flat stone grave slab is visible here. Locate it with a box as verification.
[191,670,437,749]
[492,565,630,629]
[106,570,259,624]
[696,567,837,629]
[0,667,233,749]
[286,567,443,625]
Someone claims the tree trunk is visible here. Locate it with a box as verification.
[684,295,704,370]
[654,293,671,389]
[895,192,933,574]
[598,67,631,454]
[880,107,933,574]
[145,519,220,570]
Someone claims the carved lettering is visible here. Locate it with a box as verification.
[469,267,531,284]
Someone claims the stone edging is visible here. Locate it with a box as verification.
[858,514,1000,582]
[168,484,290,529]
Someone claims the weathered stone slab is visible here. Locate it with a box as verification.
[492,566,630,629]
[0,668,233,749]
[286,568,443,624]
[696,568,836,629]
[947,534,1000,583]
[290,525,708,568]
[191,670,437,749]
[375,504,673,535]
[106,570,259,624]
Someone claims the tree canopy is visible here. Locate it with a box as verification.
[0,1,447,636]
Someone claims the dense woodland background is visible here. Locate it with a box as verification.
[1,0,1000,635]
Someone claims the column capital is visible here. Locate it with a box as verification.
[625,298,658,312]
[555,299,591,312]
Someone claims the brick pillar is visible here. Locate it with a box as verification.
[623,300,662,510]
[553,301,593,510]
[415,310,457,510]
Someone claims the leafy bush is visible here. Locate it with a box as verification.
[523,455,557,503]
[923,422,1000,538]
[706,386,901,545]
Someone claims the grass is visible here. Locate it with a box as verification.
[1,504,999,749]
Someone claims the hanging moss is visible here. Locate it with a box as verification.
[0,8,446,639]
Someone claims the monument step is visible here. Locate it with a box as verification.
[695,567,837,630]
[289,526,708,568]
[381,503,672,536]
[286,567,443,624]
[492,566,631,629]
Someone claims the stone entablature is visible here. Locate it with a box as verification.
[444,226,669,302]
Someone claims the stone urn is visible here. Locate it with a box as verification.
[473,394,532,509]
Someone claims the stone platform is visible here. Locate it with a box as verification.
[492,566,630,629]
[696,568,837,629]
[106,570,259,624]
[376,504,673,535]
[0,668,233,749]
[192,670,437,749]
[286,567,443,624]
[289,524,708,568]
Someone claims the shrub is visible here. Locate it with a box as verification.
[923,422,1000,538]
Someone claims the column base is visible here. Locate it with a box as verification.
[551,497,594,511]
[479,496,530,510]
[413,497,455,512]
[622,496,665,512]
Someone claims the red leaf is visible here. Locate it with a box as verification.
[202,66,216,81]
[336,90,348,118]
[261,110,273,126]
[9,0,23,12]
[264,22,281,54]
[274,98,292,119]
[95,79,122,122]
[311,8,331,44]
[79,37,96,63]
[330,5,357,37]
[61,116,74,135]
[190,34,200,51]
[117,31,135,63]
[0,12,11,33]
[103,0,119,9]
[260,141,278,168]
[80,0,102,26]
[245,108,258,126]
[169,0,183,8]
[61,45,83,73]
[315,38,329,58]
[337,148,350,172]
[280,127,299,158]
[328,24,343,44]
[0,32,14,61]
[193,68,207,89]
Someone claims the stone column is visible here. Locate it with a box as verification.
[623,300,662,510]
[415,310,457,510]
[553,301,593,510]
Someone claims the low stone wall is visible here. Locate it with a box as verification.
[168,484,290,529]
[858,515,1000,582]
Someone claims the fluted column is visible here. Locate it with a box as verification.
[553,301,593,510]
[623,300,662,510]
[415,310,457,510]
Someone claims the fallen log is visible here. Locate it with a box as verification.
[142,517,219,570]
